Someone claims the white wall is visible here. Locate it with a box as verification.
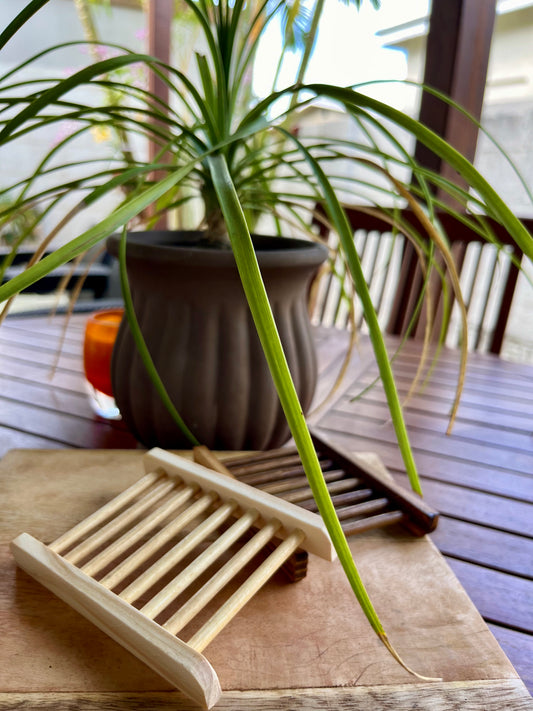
[1,0,147,247]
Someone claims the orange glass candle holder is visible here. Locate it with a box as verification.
[83,308,124,418]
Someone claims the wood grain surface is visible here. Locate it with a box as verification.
[1,449,532,709]
[0,680,532,710]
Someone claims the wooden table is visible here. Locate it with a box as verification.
[0,313,532,707]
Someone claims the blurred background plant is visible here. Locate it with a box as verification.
[0,195,41,246]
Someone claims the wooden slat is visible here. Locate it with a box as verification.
[3,315,85,339]
[223,435,437,536]
[334,395,533,451]
[389,337,533,377]
[185,529,306,653]
[0,375,95,419]
[394,476,533,537]
[117,498,235,603]
[338,384,533,434]
[488,625,533,693]
[446,558,533,634]
[143,449,335,561]
[342,510,405,535]
[387,359,533,401]
[308,427,533,503]
[100,492,219,591]
[137,507,261,618]
[0,397,136,450]
[430,517,533,579]
[0,426,68,455]
[378,350,533,398]
[352,367,533,417]
[0,356,87,394]
[0,339,82,371]
[0,327,83,355]
[11,534,221,709]
[63,478,176,564]
[320,410,533,476]
[311,429,438,533]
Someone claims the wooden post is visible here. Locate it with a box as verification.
[415,0,497,186]
[147,0,174,229]
[390,0,498,339]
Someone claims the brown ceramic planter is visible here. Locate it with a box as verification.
[106,231,328,450]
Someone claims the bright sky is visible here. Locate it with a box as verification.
[254,0,430,104]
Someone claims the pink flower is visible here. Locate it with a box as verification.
[94,45,110,60]
[135,27,148,42]
[51,120,78,147]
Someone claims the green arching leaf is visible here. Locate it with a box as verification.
[305,83,533,259]
[235,81,531,260]
[357,77,533,205]
[0,52,157,143]
[195,52,222,143]
[180,0,227,102]
[117,227,200,446]
[0,0,51,50]
[207,150,387,637]
[0,161,200,301]
[277,127,423,495]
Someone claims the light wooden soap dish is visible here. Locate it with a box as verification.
[11,448,335,709]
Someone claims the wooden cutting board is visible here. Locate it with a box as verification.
[1,449,531,710]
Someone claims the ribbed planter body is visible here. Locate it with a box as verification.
[106,231,327,450]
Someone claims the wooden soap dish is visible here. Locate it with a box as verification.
[222,429,439,537]
[11,448,335,709]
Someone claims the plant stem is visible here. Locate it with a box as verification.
[118,226,200,446]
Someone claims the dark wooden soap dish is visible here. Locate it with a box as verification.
[221,429,439,539]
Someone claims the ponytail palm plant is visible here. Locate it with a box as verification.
[1,0,532,675]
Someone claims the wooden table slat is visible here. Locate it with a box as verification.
[334,396,533,451]
[350,370,533,416]
[0,398,135,451]
[431,516,533,579]
[308,427,533,503]
[488,624,533,693]
[337,387,533,434]
[0,323,85,352]
[320,410,533,475]
[389,357,533,396]
[0,340,82,373]
[446,558,533,634]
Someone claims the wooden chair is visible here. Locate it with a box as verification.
[311,204,532,355]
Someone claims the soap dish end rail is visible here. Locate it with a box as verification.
[10,532,222,710]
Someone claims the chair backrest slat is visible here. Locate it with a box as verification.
[311,204,531,355]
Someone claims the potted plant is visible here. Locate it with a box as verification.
[105,229,328,451]
[1,0,532,674]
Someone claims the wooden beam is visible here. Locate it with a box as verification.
[147,0,173,228]
[415,0,497,186]
[397,2,498,341]
[148,0,172,112]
